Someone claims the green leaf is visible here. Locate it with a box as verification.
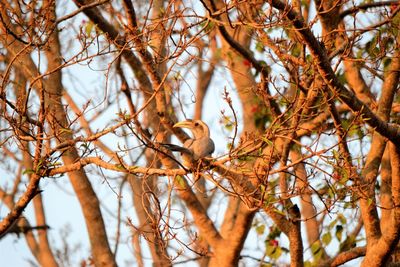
[291,44,302,57]
[332,149,340,161]
[382,57,392,72]
[340,235,357,251]
[355,48,363,58]
[127,165,139,172]
[80,143,90,150]
[337,213,347,225]
[202,21,215,32]
[221,115,234,132]
[262,136,273,146]
[255,41,265,52]
[226,142,233,150]
[215,48,222,59]
[35,159,44,173]
[256,225,266,235]
[335,225,344,241]
[49,161,62,167]
[175,175,186,189]
[311,241,323,261]
[266,242,282,260]
[267,226,281,240]
[85,21,94,36]
[115,164,124,170]
[225,123,233,132]
[272,246,282,259]
[327,187,335,199]
[274,209,286,216]
[328,218,337,230]
[259,184,266,195]
[322,232,332,245]
[60,128,73,134]
[337,70,347,84]
[23,169,34,175]
[173,71,182,81]
[339,169,349,184]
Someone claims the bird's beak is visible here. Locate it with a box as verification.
[173,121,193,129]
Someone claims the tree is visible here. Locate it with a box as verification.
[0,0,399,266]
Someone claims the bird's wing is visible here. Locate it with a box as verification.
[183,139,195,150]
[187,138,214,160]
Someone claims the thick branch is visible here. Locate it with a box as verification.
[0,174,42,236]
[327,246,366,267]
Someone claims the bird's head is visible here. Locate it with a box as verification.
[173,119,210,139]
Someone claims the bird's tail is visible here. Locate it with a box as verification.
[159,143,192,155]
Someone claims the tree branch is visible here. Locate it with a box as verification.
[340,1,399,19]
[270,0,400,145]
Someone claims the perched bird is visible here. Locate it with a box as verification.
[288,204,301,223]
[164,119,215,167]
[0,217,50,239]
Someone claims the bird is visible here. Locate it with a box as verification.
[0,217,50,239]
[164,119,215,167]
